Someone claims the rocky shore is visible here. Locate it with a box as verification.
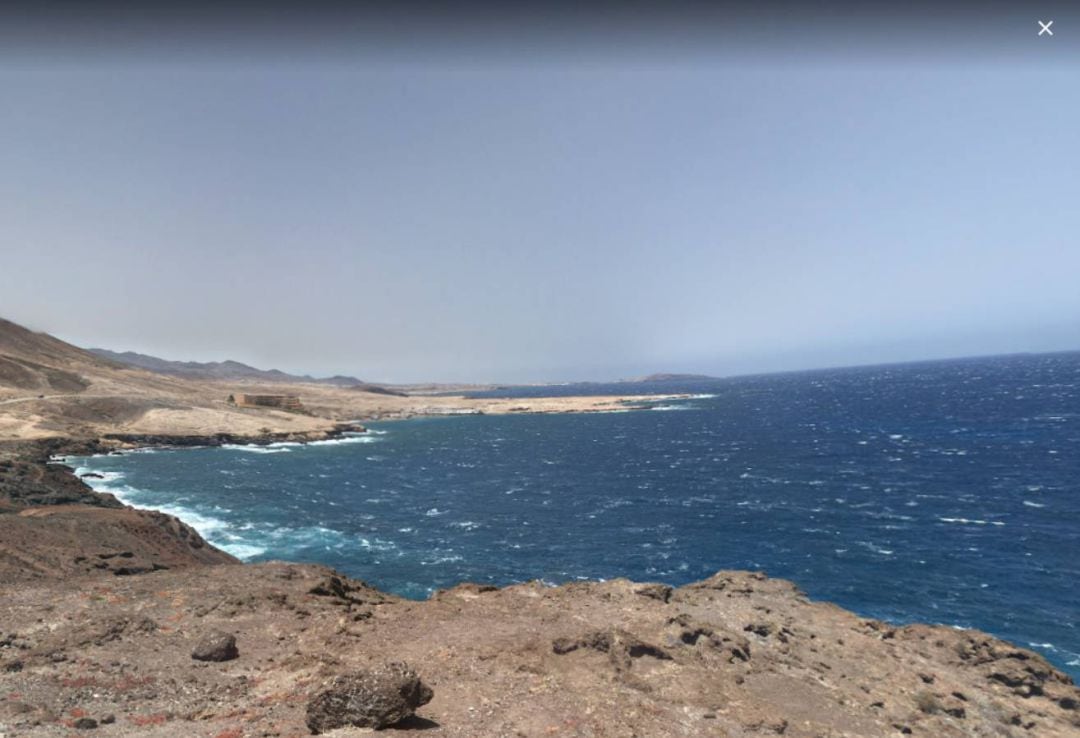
[2,435,1079,737]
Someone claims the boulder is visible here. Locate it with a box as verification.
[306,662,433,733]
[191,631,238,662]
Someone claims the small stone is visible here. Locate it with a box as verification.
[306,662,433,733]
[73,717,98,729]
[100,714,116,724]
[191,631,238,662]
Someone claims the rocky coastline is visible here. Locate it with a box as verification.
[2,432,1079,736]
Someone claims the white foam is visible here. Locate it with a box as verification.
[221,434,379,453]
[218,542,267,559]
[939,517,1006,526]
[153,503,233,535]
[222,444,292,454]
[1023,501,1046,508]
[421,554,463,565]
[306,435,380,447]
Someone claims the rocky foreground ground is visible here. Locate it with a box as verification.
[1,562,1079,738]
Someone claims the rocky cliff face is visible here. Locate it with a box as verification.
[1,562,1078,737]
[0,440,237,583]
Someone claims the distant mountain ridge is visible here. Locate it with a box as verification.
[88,348,364,387]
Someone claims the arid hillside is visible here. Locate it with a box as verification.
[0,317,675,441]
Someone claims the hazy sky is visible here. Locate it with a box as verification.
[2,5,1078,382]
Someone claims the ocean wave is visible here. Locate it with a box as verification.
[939,517,1006,526]
[74,465,360,561]
[857,541,894,556]
[221,434,380,454]
[421,554,464,565]
[222,444,292,454]
[74,468,126,484]
[306,435,381,447]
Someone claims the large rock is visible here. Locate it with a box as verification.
[190,630,238,662]
[306,662,433,733]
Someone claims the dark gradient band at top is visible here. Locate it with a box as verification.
[1,1,1076,62]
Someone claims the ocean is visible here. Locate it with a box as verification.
[64,353,1080,678]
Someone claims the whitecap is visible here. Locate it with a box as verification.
[939,517,1005,526]
[219,542,267,559]
[1023,501,1046,508]
[306,435,381,447]
[422,554,464,565]
[222,444,291,454]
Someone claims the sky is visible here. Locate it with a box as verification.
[1,3,1078,383]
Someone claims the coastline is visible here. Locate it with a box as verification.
[2,395,692,571]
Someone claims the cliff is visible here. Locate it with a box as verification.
[0,440,237,584]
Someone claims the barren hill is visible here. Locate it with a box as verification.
[88,348,364,387]
[0,319,338,440]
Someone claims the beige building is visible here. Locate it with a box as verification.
[229,394,303,410]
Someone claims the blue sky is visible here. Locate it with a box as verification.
[2,21,1078,382]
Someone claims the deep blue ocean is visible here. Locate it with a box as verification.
[65,353,1080,678]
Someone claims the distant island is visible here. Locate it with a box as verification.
[631,372,721,383]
